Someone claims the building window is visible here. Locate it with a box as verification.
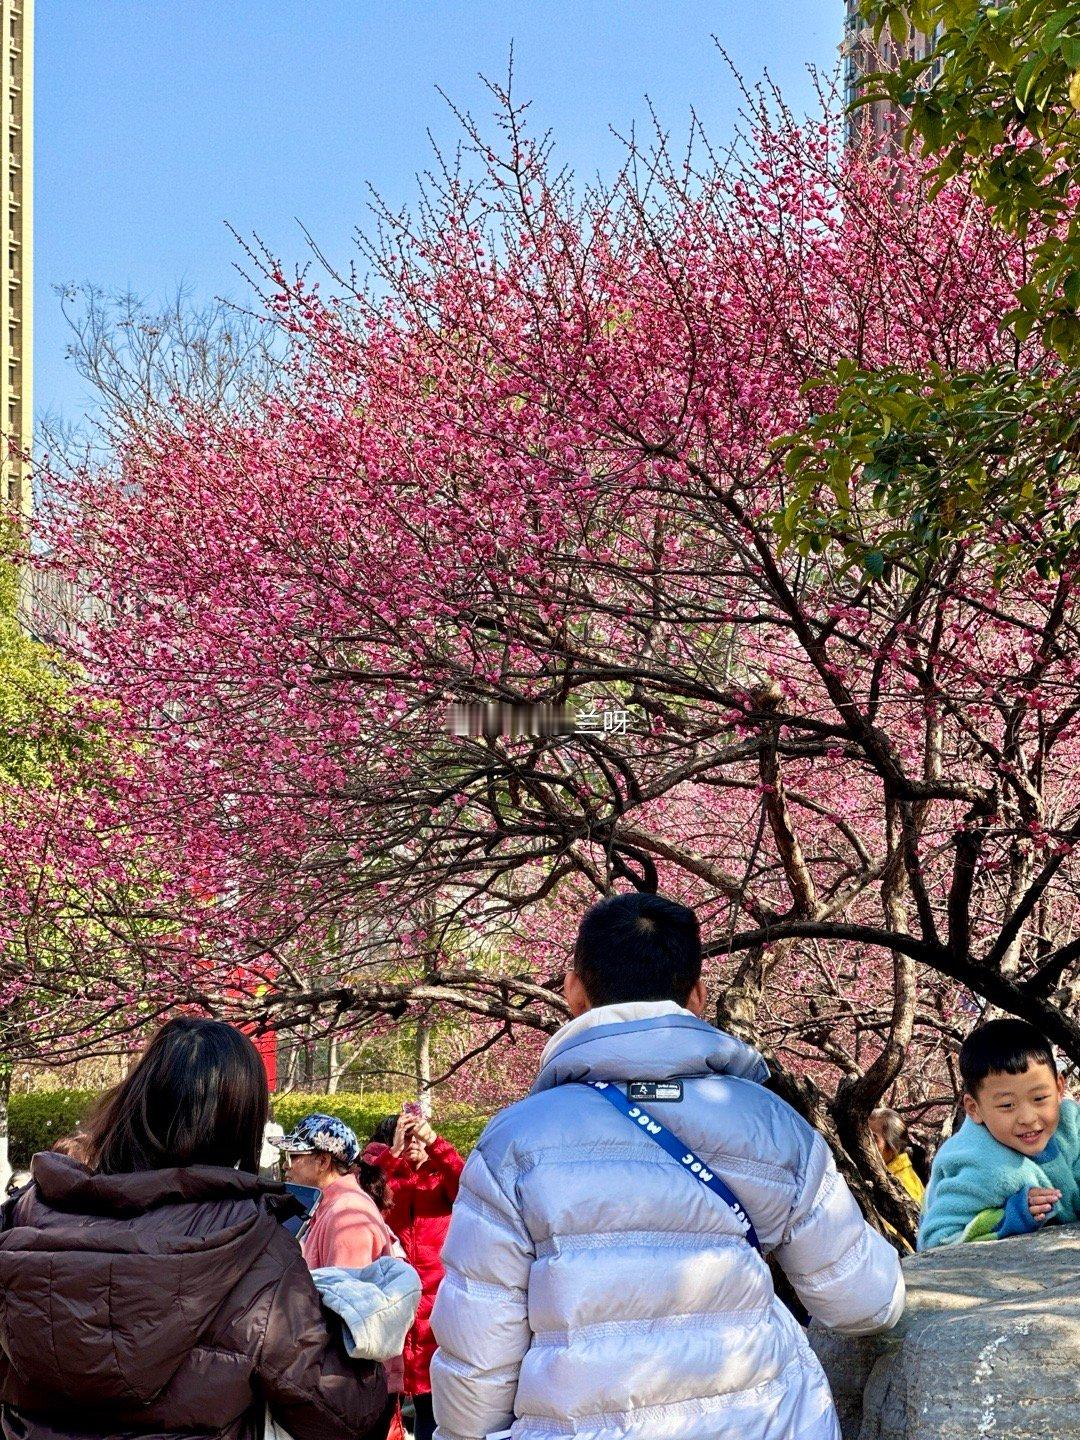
[8,286,15,307]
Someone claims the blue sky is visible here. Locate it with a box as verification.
[38,1,842,430]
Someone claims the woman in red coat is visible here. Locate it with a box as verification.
[368,1112,464,1440]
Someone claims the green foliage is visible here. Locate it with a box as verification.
[8,1088,489,1168]
[778,0,1080,576]
[776,362,1080,578]
[271,1090,407,1141]
[8,1090,99,1165]
[436,1116,490,1155]
[862,0,1080,358]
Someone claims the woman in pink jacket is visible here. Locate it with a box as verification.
[274,1112,407,1431]
[275,1113,395,1270]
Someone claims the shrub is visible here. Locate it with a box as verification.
[8,1090,99,1166]
[271,1091,406,1144]
[7,1089,489,1167]
[438,1116,489,1153]
[271,1092,488,1154]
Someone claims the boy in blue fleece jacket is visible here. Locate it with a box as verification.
[919,1019,1080,1250]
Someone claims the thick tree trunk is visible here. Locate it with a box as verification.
[299,1028,315,1089]
[719,977,915,1248]
[763,1056,917,1248]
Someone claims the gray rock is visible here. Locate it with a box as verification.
[810,1227,1080,1438]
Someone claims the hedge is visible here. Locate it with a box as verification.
[271,1092,488,1157]
[7,1091,99,1166]
[6,1090,489,1167]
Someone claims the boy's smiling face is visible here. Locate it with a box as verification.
[964,1059,1065,1155]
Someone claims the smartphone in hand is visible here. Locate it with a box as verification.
[281,1182,321,1238]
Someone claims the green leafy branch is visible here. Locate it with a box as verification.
[774,359,1080,581]
[860,0,1080,358]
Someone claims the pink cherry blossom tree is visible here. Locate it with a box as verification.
[29,81,1080,1236]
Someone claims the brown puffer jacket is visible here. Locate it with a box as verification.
[0,1153,391,1440]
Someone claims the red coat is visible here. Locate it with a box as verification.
[376,1137,464,1395]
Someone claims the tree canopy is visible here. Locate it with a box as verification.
[24,76,1080,1237]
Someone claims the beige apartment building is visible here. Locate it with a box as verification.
[1,0,29,518]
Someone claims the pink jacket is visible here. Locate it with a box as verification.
[300,1175,404,1392]
[301,1175,395,1271]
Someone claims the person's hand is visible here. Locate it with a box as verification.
[391,1113,414,1157]
[413,1115,436,1146]
[1027,1186,1061,1223]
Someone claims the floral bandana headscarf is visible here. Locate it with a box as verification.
[271,1112,361,1166]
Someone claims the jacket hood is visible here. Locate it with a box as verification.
[0,1153,298,1405]
[28,1150,288,1215]
[531,1008,769,1093]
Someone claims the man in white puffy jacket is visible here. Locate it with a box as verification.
[430,893,904,1440]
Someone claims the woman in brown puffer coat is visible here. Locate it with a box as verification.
[0,1017,393,1440]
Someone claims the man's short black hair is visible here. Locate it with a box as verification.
[573,892,702,1007]
[959,1018,1057,1097]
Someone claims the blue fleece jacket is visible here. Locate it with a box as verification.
[918,1096,1080,1250]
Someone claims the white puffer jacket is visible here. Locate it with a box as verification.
[430,1004,904,1440]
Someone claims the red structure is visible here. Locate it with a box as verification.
[249,1024,278,1091]
[225,966,278,1090]
[191,948,279,1090]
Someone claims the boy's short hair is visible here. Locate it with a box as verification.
[959,1018,1056,1096]
[573,892,702,1007]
